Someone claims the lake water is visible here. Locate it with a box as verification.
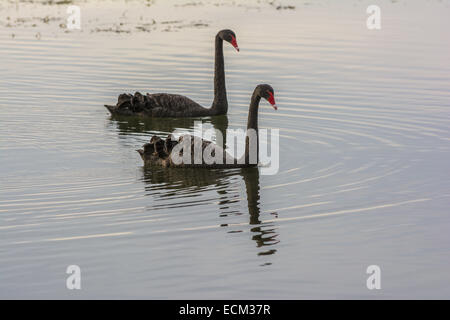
[1,0,449,299]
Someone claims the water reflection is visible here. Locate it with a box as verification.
[142,166,237,198]
[109,114,229,143]
[242,168,279,258]
[142,166,279,258]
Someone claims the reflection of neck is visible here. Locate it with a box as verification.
[211,115,228,147]
[211,35,227,115]
[243,168,260,224]
[245,91,260,164]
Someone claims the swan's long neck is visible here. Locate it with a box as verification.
[244,92,260,164]
[211,35,228,115]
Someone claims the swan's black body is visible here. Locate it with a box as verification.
[137,84,277,168]
[105,29,238,118]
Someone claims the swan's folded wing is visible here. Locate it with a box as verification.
[147,93,208,117]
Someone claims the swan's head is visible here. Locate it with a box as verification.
[218,29,239,52]
[257,84,277,110]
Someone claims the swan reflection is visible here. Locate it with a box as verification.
[112,113,227,133]
[242,167,280,257]
[109,114,229,145]
[141,166,279,258]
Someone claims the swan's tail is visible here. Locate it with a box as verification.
[105,92,150,115]
[140,134,179,160]
[104,104,116,114]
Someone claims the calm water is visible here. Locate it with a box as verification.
[1,0,450,299]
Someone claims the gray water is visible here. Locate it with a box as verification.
[1,0,450,299]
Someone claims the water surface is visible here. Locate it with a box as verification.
[1,0,450,298]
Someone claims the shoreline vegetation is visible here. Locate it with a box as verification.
[1,0,297,38]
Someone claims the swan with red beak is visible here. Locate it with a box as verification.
[105,29,240,118]
[137,84,278,168]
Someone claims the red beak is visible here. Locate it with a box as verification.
[231,35,239,52]
[267,91,277,110]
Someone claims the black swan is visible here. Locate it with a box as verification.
[105,29,239,117]
[137,84,277,168]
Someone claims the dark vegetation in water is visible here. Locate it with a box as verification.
[3,16,60,28]
[6,0,73,4]
[42,0,73,4]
